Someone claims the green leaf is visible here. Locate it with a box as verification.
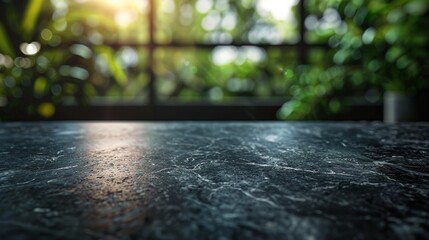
[0,22,15,57]
[65,10,117,31]
[22,0,44,41]
[95,46,127,86]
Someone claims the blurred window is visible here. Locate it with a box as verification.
[0,0,330,114]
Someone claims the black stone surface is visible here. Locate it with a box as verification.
[0,122,428,240]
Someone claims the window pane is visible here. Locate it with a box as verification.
[156,0,300,44]
[53,0,149,44]
[155,47,296,103]
[82,47,149,104]
[1,45,148,106]
[308,48,334,68]
[304,0,344,43]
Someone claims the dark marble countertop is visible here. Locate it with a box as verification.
[0,122,428,240]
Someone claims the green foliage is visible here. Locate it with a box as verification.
[22,0,44,40]
[279,0,428,120]
[94,46,127,87]
[156,0,299,44]
[155,47,295,102]
[0,0,143,119]
[0,23,15,57]
[278,65,349,120]
[335,0,429,92]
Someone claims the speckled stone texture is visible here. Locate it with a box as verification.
[0,122,428,240]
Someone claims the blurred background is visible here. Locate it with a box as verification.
[0,0,428,121]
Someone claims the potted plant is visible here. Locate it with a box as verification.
[334,0,428,122]
[279,0,428,122]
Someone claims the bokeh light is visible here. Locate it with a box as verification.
[20,42,41,56]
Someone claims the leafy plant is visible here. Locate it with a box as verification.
[279,0,428,120]
[334,0,429,92]
[278,65,344,120]
[0,0,134,119]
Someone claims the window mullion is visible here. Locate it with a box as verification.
[298,0,308,65]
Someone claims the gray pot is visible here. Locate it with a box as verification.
[383,91,415,123]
